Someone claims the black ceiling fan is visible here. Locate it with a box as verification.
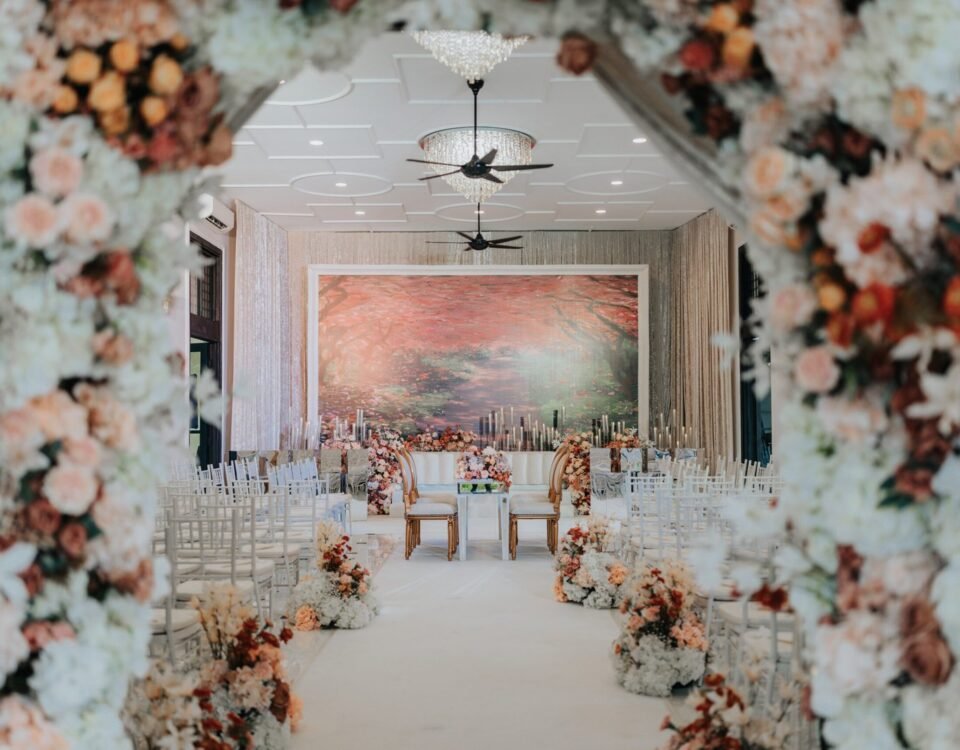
[426,204,522,251]
[408,79,553,183]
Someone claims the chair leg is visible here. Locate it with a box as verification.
[405,519,412,559]
[510,516,518,560]
[447,517,454,561]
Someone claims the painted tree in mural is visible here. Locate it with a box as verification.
[316,274,640,432]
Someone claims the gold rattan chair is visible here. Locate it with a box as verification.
[508,445,569,559]
[396,448,460,560]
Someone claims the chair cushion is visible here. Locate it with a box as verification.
[407,502,457,516]
[176,578,256,599]
[510,500,556,516]
[150,608,200,635]
[510,491,549,504]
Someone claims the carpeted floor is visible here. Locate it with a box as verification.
[290,515,678,750]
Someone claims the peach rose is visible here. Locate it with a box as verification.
[65,49,101,84]
[5,194,59,247]
[722,27,755,70]
[102,250,140,305]
[892,88,927,131]
[62,435,102,468]
[29,391,88,442]
[794,346,840,393]
[916,127,958,173]
[42,464,98,515]
[139,96,168,127]
[99,106,131,137]
[52,85,79,115]
[60,192,114,244]
[92,330,134,365]
[148,54,183,95]
[770,283,817,332]
[29,148,83,199]
[23,620,75,652]
[87,71,125,112]
[294,605,318,631]
[108,40,139,72]
[744,146,795,198]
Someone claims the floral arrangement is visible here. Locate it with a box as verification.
[612,562,707,697]
[559,432,592,515]
[405,427,477,452]
[366,428,403,515]
[456,445,512,489]
[605,429,653,472]
[191,584,300,749]
[287,520,378,630]
[554,518,628,609]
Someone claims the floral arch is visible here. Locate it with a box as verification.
[0,0,957,747]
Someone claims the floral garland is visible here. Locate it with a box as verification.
[612,561,707,697]
[287,520,378,630]
[405,427,477,452]
[560,432,592,515]
[366,428,403,515]
[456,445,512,489]
[553,517,628,609]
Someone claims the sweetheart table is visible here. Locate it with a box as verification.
[455,481,510,561]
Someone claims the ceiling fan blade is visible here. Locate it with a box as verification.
[456,232,475,241]
[490,235,522,244]
[490,163,555,171]
[418,169,462,181]
[492,244,522,250]
[480,173,504,184]
[425,241,471,245]
[407,158,464,168]
[479,148,498,164]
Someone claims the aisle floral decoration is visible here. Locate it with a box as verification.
[559,432,592,515]
[405,427,477,452]
[554,517,628,609]
[612,561,707,697]
[190,584,300,748]
[456,445,512,489]
[366,428,403,515]
[287,520,378,630]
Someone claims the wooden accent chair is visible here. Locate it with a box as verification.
[508,445,570,559]
[395,448,460,560]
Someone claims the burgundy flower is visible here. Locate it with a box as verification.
[556,33,597,76]
[25,498,61,535]
[679,38,716,73]
[329,0,358,11]
[894,464,935,502]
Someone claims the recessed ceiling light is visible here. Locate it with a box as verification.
[595,209,607,215]
[335,182,347,187]
[611,180,624,186]
[279,80,286,85]
[308,139,324,146]
[355,210,366,216]
[632,137,647,144]
[475,210,485,215]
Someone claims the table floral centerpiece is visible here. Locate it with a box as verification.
[456,445,512,491]
[559,432,592,514]
[554,517,629,609]
[406,427,477,452]
[366,428,403,515]
[287,520,378,630]
[612,561,707,696]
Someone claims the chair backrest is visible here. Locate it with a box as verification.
[346,448,368,473]
[319,448,342,473]
[547,445,570,509]
[395,448,420,509]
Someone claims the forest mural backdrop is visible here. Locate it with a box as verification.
[315,274,641,434]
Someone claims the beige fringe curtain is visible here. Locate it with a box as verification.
[670,210,738,467]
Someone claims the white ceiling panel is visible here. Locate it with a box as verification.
[216,32,714,232]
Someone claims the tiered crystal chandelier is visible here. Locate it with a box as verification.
[410,30,530,82]
[418,127,535,204]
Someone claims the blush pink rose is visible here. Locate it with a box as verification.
[5,194,60,247]
[42,464,98,515]
[62,436,102,468]
[29,148,83,198]
[744,146,796,198]
[794,346,840,393]
[0,694,70,750]
[59,192,113,244]
[771,283,817,332]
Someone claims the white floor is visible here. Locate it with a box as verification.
[291,514,678,750]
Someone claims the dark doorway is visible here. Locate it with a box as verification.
[189,234,223,467]
[739,245,772,464]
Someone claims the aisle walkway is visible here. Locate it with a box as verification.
[291,516,675,750]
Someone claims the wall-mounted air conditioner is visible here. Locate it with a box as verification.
[197,193,235,234]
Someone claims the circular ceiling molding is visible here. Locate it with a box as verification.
[291,172,393,198]
[566,170,669,197]
[435,202,525,224]
[267,70,352,106]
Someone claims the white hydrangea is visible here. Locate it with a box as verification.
[0,0,43,87]
[821,698,904,750]
[902,670,960,750]
[612,634,705,697]
[0,100,31,174]
[287,573,378,630]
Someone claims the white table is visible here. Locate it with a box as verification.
[455,482,510,561]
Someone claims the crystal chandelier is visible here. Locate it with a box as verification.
[418,127,535,203]
[410,30,530,82]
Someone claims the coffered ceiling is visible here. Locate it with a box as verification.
[219,32,714,232]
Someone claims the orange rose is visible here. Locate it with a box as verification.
[88,72,125,112]
[170,33,190,51]
[66,49,101,84]
[52,85,78,115]
[722,27,755,70]
[817,280,846,313]
[109,40,139,73]
[99,106,130,136]
[140,96,168,127]
[826,313,855,348]
[851,283,896,326]
[705,4,739,33]
[892,88,927,131]
[148,54,183,95]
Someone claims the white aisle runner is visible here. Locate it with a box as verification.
[291,516,674,750]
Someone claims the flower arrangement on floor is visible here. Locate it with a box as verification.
[406,427,477,452]
[559,432,592,515]
[191,584,300,748]
[366,428,403,515]
[554,517,628,609]
[612,562,707,697]
[456,445,512,490]
[287,520,378,630]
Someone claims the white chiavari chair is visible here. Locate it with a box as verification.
[150,521,203,668]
